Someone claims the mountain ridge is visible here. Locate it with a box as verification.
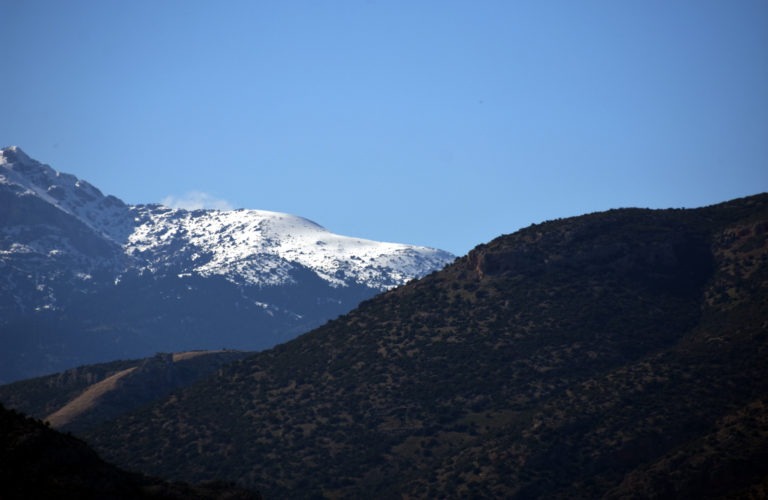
[0,145,453,291]
[0,146,453,382]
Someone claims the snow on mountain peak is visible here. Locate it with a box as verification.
[1,147,455,292]
[1,149,455,378]
[126,205,454,290]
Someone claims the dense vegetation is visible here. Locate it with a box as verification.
[75,194,768,497]
[0,403,261,499]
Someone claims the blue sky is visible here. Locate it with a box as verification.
[2,1,767,256]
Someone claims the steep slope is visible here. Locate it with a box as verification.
[0,403,261,499]
[84,194,768,498]
[0,146,453,382]
[0,350,250,434]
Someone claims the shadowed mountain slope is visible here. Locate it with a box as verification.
[85,194,768,498]
[0,404,261,499]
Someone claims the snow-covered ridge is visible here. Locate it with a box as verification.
[126,205,453,289]
[1,146,454,290]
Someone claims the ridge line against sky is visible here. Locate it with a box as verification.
[1,0,766,256]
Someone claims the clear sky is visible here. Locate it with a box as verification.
[2,1,767,256]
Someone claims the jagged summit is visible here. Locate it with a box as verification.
[1,146,129,243]
[1,145,31,163]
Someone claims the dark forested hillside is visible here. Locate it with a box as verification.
[85,194,768,498]
[0,404,261,499]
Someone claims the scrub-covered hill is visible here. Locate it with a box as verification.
[86,194,768,498]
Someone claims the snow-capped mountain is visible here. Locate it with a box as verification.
[0,146,454,382]
[126,206,451,290]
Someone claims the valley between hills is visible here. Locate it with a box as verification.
[3,190,767,498]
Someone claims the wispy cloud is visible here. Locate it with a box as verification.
[161,191,233,211]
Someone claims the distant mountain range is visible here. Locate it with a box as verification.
[25,193,762,498]
[0,146,454,382]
